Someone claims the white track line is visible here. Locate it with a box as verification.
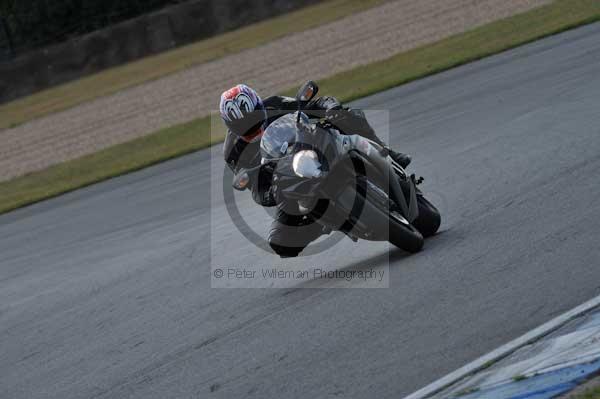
[404,294,600,399]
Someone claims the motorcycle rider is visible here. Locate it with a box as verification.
[220,84,411,257]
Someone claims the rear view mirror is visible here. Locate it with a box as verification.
[296,81,318,103]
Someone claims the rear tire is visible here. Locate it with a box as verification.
[334,177,425,253]
[388,212,424,253]
[412,195,441,237]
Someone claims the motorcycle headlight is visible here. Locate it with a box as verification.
[292,150,322,178]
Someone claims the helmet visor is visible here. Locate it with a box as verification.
[225,109,266,137]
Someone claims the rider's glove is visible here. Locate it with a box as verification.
[310,96,342,111]
[250,162,279,207]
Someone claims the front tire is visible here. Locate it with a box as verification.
[412,195,441,237]
[388,211,424,253]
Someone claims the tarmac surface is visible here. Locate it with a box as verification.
[1,23,599,399]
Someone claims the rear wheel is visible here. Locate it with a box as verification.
[412,195,441,237]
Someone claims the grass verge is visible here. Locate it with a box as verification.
[575,387,600,399]
[564,376,600,399]
[0,0,387,130]
[1,0,599,215]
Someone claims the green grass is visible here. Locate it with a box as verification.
[1,0,599,215]
[454,386,480,397]
[573,386,600,399]
[481,359,498,370]
[513,374,529,382]
[0,0,387,130]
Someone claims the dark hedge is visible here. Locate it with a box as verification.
[0,0,185,55]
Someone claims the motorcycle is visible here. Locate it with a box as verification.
[233,81,440,253]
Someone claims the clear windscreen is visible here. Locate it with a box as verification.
[260,112,311,160]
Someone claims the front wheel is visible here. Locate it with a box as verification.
[388,211,424,253]
[412,195,441,237]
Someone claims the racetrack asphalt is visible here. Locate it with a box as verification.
[1,22,599,399]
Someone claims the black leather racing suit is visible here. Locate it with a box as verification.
[224,95,388,257]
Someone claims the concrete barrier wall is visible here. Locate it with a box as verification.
[0,0,322,104]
